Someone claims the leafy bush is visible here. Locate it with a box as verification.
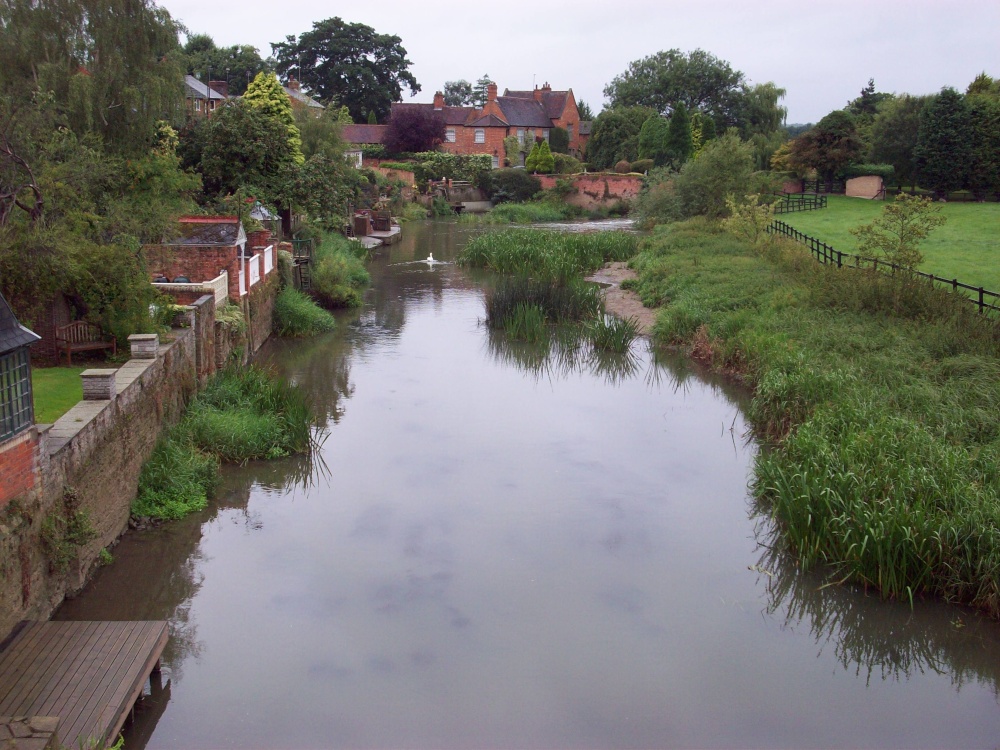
[481,169,542,203]
[277,249,295,288]
[549,126,570,154]
[553,153,583,174]
[614,160,632,174]
[633,167,682,228]
[630,159,654,174]
[407,152,492,183]
[273,286,336,336]
[673,131,754,218]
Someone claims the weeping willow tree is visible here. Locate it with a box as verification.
[0,0,184,155]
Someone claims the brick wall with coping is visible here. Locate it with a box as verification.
[535,173,643,210]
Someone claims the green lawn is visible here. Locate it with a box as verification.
[780,195,1000,293]
[32,366,85,424]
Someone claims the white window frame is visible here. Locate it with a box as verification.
[445,128,456,143]
[194,99,202,112]
[474,128,485,144]
[492,155,499,168]
[517,128,525,145]
[541,129,549,142]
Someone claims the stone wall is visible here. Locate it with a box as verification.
[535,173,643,211]
[0,330,197,638]
[247,273,278,355]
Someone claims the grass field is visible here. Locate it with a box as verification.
[781,196,1000,292]
[32,366,85,423]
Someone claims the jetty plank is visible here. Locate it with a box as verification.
[0,621,168,749]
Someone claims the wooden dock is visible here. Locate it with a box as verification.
[0,621,168,749]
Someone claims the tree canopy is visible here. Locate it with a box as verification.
[179,34,270,97]
[915,87,972,199]
[443,79,474,106]
[586,106,655,171]
[244,71,304,164]
[788,109,863,188]
[272,17,419,123]
[384,106,444,154]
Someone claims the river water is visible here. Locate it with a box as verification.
[58,220,1000,748]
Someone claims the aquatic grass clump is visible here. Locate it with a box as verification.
[131,367,314,520]
[310,233,371,308]
[631,218,1000,616]
[461,228,638,281]
[132,438,220,520]
[486,202,570,224]
[501,302,547,342]
[273,287,336,337]
[485,276,601,326]
[588,315,640,354]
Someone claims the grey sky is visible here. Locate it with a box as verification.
[161,0,1000,124]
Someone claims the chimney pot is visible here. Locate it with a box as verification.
[209,80,229,98]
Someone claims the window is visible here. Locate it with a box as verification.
[209,99,217,111]
[0,348,33,443]
[517,128,525,145]
[541,129,549,142]
[492,155,500,168]
[568,123,574,141]
[474,128,485,144]
[194,99,201,112]
[445,128,456,143]
[527,129,534,141]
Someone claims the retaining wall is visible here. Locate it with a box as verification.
[536,173,643,210]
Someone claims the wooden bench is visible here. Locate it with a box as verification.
[55,321,116,365]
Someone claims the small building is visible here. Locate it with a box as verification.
[0,292,40,446]
[283,78,324,114]
[341,124,388,168]
[145,216,275,303]
[184,75,228,117]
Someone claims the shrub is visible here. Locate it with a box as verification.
[535,140,555,174]
[673,131,754,218]
[553,153,583,174]
[633,167,682,228]
[549,126,570,154]
[525,142,541,172]
[614,160,632,174]
[273,286,336,336]
[482,169,542,203]
[630,159,654,174]
[840,163,896,182]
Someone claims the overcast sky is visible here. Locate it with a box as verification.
[159,0,1000,124]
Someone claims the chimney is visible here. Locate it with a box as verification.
[433,91,445,110]
[487,83,498,102]
[209,80,228,98]
[533,85,542,102]
[287,77,301,92]
[541,81,552,92]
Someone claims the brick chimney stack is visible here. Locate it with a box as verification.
[487,83,498,102]
[433,91,444,110]
[209,80,229,98]
[533,85,542,102]
[287,77,301,92]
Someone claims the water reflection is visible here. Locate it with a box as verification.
[754,521,1000,692]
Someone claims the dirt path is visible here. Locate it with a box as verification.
[586,262,657,335]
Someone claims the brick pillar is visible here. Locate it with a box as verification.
[128,333,160,359]
[81,370,116,400]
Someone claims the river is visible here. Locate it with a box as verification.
[57,220,1000,748]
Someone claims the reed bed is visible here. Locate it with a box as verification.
[630,218,1000,616]
[273,287,336,337]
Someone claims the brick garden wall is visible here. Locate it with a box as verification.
[535,173,643,211]
[0,430,38,507]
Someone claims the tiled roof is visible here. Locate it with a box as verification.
[168,216,246,246]
[341,124,387,145]
[468,114,508,127]
[391,102,473,126]
[0,293,40,354]
[184,75,227,101]
[283,85,324,109]
[496,97,551,128]
[579,121,593,135]
[540,91,569,120]
[504,89,534,99]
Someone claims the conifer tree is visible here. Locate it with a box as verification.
[525,141,541,172]
[914,88,971,199]
[638,114,671,166]
[665,102,693,167]
[244,72,305,164]
[536,140,555,174]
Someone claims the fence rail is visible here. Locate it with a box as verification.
[773,193,827,214]
[767,220,1000,316]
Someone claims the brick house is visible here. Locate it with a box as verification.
[0,292,40,507]
[184,75,228,117]
[283,78,324,114]
[145,217,276,303]
[341,124,388,168]
[390,81,587,166]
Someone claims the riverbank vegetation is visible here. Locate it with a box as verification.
[309,233,371,308]
[273,287,337,336]
[132,367,313,520]
[630,218,1000,616]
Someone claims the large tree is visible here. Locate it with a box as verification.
[586,106,655,170]
[664,102,694,167]
[604,49,746,127]
[244,71,304,164]
[384,106,444,154]
[870,95,927,189]
[272,17,419,123]
[179,33,270,96]
[965,94,1000,200]
[638,114,670,166]
[0,0,183,155]
[914,87,972,200]
[443,79,474,106]
[788,109,863,190]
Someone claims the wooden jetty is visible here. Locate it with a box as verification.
[369,225,402,245]
[0,621,168,749]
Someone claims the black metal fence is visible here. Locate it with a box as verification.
[767,220,1000,315]
[773,193,827,214]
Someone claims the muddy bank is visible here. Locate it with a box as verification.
[587,262,657,334]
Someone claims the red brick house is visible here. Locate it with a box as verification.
[342,124,388,168]
[145,217,276,304]
[390,81,587,166]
